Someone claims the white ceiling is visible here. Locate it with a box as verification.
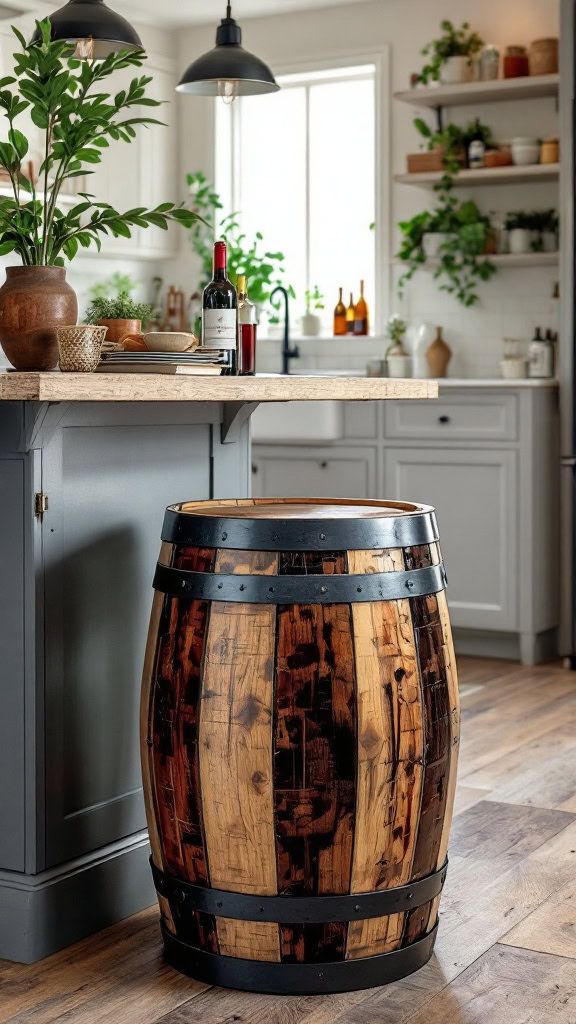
[116,0,369,29]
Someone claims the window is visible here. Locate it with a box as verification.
[215,62,377,333]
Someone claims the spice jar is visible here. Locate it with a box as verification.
[503,46,529,78]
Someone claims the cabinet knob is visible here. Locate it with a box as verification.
[438,415,450,424]
[251,463,258,474]
[320,461,328,469]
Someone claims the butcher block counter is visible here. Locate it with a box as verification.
[0,369,437,965]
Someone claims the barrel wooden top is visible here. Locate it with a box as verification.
[173,498,427,519]
[0,372,438,403]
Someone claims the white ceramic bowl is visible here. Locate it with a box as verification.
[144,332,198,352]
[511,138,540,166]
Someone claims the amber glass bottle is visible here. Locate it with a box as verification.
[346,292,355,334]
[353,280,369,336]
[333,287,347,336]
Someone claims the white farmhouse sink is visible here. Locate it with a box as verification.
[251,400,343,443]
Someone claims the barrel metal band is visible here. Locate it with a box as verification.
[151,858,447,923]
[162,923,438,994]
[153,561,446,603]
[161,507,439,551]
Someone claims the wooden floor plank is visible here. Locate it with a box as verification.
[463,725,576,811]
[500,877,576,959]
[5,655,576,1024]
[402,944,576,1023]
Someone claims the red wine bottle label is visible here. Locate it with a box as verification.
[203,309,237,349]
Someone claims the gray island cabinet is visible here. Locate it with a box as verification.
[0,371,436,962]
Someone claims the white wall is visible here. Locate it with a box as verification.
[170,0,560,377]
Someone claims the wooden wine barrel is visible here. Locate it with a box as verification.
[141,498,459,995]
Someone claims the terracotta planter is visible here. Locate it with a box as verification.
[97,318,144,349]
[0,266,78,371]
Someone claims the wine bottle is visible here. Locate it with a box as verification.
[333,287,347,336]
[346,292,355,334]
[237,274,257,376]
[202,240,237,372]
[353,280,369,336]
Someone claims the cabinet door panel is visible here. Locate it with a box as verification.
[384,447,517,631]
[252,446,376,499]
[42,411,212,867]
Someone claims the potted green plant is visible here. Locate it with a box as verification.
[504,211,533,254]
[0,20,197,371]
[384,315,411,378]
[418,20,484,85]
[528,208,559,252]
[398,189,496,306]
[414,117,493,174]
[84,293,153,347]
[301,285,324,337]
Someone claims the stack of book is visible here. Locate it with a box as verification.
[96,349,227,376]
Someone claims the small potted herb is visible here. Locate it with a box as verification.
[529,209,559,252]
[301,285,324,337]
[385,315,411,378]
[84,293,153,348]
[504,212,533,255]
[418,21,484,85]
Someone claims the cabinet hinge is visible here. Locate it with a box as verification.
[35,492,48,521]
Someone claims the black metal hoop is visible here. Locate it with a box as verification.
[153,561,446,604]
[151,859,448,924]
[162,923,438,995]
[161,504,439,552]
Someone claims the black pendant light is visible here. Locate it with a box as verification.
[31,0,143,59]
[176,3,279,103]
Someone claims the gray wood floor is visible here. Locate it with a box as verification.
[2,656,576,1023]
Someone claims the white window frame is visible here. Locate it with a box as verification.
[215,46,390,334]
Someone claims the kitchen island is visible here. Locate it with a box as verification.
[0,371,437,963]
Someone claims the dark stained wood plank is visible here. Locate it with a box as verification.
[275,551,356,963]
[149,546,218,953]
[199,549,280,962]
[401,544,453,948]
[403,943,576,1024]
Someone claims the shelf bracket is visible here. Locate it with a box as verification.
[221,401,260,444]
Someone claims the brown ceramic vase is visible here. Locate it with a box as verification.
[98,319,144,349]
[426,326,452,378]
[0,266,78,371]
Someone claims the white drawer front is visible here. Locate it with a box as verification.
[384,394,518,441]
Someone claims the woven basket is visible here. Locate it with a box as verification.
[57,325,108,372]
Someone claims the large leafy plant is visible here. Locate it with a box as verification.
[397,186,496,307]
[0,19,196,266]
[187,170,294,307]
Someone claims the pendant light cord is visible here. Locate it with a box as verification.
[226,3,232,18]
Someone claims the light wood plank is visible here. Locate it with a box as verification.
[346,548,424,959]
[463,725,576,811]
[501,877,576,959]
[200,549,279,962]
[0,371,438,403]
[404,944,576,1024]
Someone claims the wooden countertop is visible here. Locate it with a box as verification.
[0,372,438,403]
